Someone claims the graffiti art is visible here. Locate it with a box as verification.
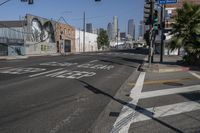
[31,18,55,43]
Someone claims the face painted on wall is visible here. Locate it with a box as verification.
[31,18,55,43]
[31,18,42,42]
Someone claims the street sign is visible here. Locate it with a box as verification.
[159,0,177,4]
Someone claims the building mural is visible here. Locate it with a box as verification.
[24,14,57,55]
[0,14,98,56]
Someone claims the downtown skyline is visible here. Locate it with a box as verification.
[0,0,145,36]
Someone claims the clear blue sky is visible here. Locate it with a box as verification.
[0,0,144,36]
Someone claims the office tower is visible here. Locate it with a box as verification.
[86,23,93,33]
[128,19,135,40]
[107,22,113,40]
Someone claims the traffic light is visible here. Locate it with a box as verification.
[28,0,33,4]
[153,10,159,31]
[21,0,33,4]
[144,0,153,25]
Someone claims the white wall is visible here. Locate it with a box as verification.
[75,29,98,52]
[24,41,57,55]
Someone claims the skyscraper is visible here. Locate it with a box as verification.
[128,19,135,40]
[107,22,113,41]
[113,16,119,40]
[86,23,93,33]
[138,20,144,40]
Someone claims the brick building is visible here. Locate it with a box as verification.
[55,23,75,54]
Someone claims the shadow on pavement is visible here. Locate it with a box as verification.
[79,80,184,133]
[122,58,145,64]
[112,49,149,55]
[100,59,138,68]
[180,91,200,103]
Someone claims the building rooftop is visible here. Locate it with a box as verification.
[0,21,26,28]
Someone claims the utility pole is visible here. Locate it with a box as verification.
[160,4,165,63]
[83,12,86,52]
[117,28,119,49]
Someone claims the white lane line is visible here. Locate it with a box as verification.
[29,68,64,78]
[110,72,146,133]
[140,85,200,99]
[49,109,80,133]
[89,60,98,63]
[189,71,200,79]
[132,100,200,123]
[0,67,12,70]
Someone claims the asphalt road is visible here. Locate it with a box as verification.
[0,50,146,133]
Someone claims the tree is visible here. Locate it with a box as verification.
[170,0,200,65]
[97,30,109,50]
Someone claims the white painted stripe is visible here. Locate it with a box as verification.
[111,72,146,133]
[29,68,64,78]
[89,60,98,63]
[0,67,12,70]
[189,71,200,79]
[132,100,200,123]
[140,85,200,99]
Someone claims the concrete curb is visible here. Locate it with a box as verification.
[0,56,28,60]
[0,53,61,61]
[140,63,190,73]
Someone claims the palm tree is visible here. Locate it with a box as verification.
[170,0,200,65]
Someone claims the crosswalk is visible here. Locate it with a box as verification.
[111,71,200,133]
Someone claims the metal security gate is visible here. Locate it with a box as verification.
[64,40,71,53]
[0,44,8,56]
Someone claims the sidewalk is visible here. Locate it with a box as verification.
[0,53,61,61]
[140,55,196,73]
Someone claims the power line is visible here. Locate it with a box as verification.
[0,0,11,6]
[69,15,107,21]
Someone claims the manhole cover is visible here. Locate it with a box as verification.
[163,82,184,86]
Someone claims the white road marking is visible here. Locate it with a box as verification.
[46,70,96,79]
[29,68,64,78]
[40,62,78,67]
[89,60,98,63]
[132,100,200,123]
[189,71,200,79]
[77,63,114,70]
[49,110,80,133]
[0,67,12,70]
[111,72,146,133]
[0,67,46,74]
[140,85,200,99]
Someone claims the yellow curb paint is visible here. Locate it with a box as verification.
[128,77,198,86]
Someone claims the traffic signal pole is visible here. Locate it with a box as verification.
[160,4,165,63]
[83,12,86,52]
[148,0,155,67]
